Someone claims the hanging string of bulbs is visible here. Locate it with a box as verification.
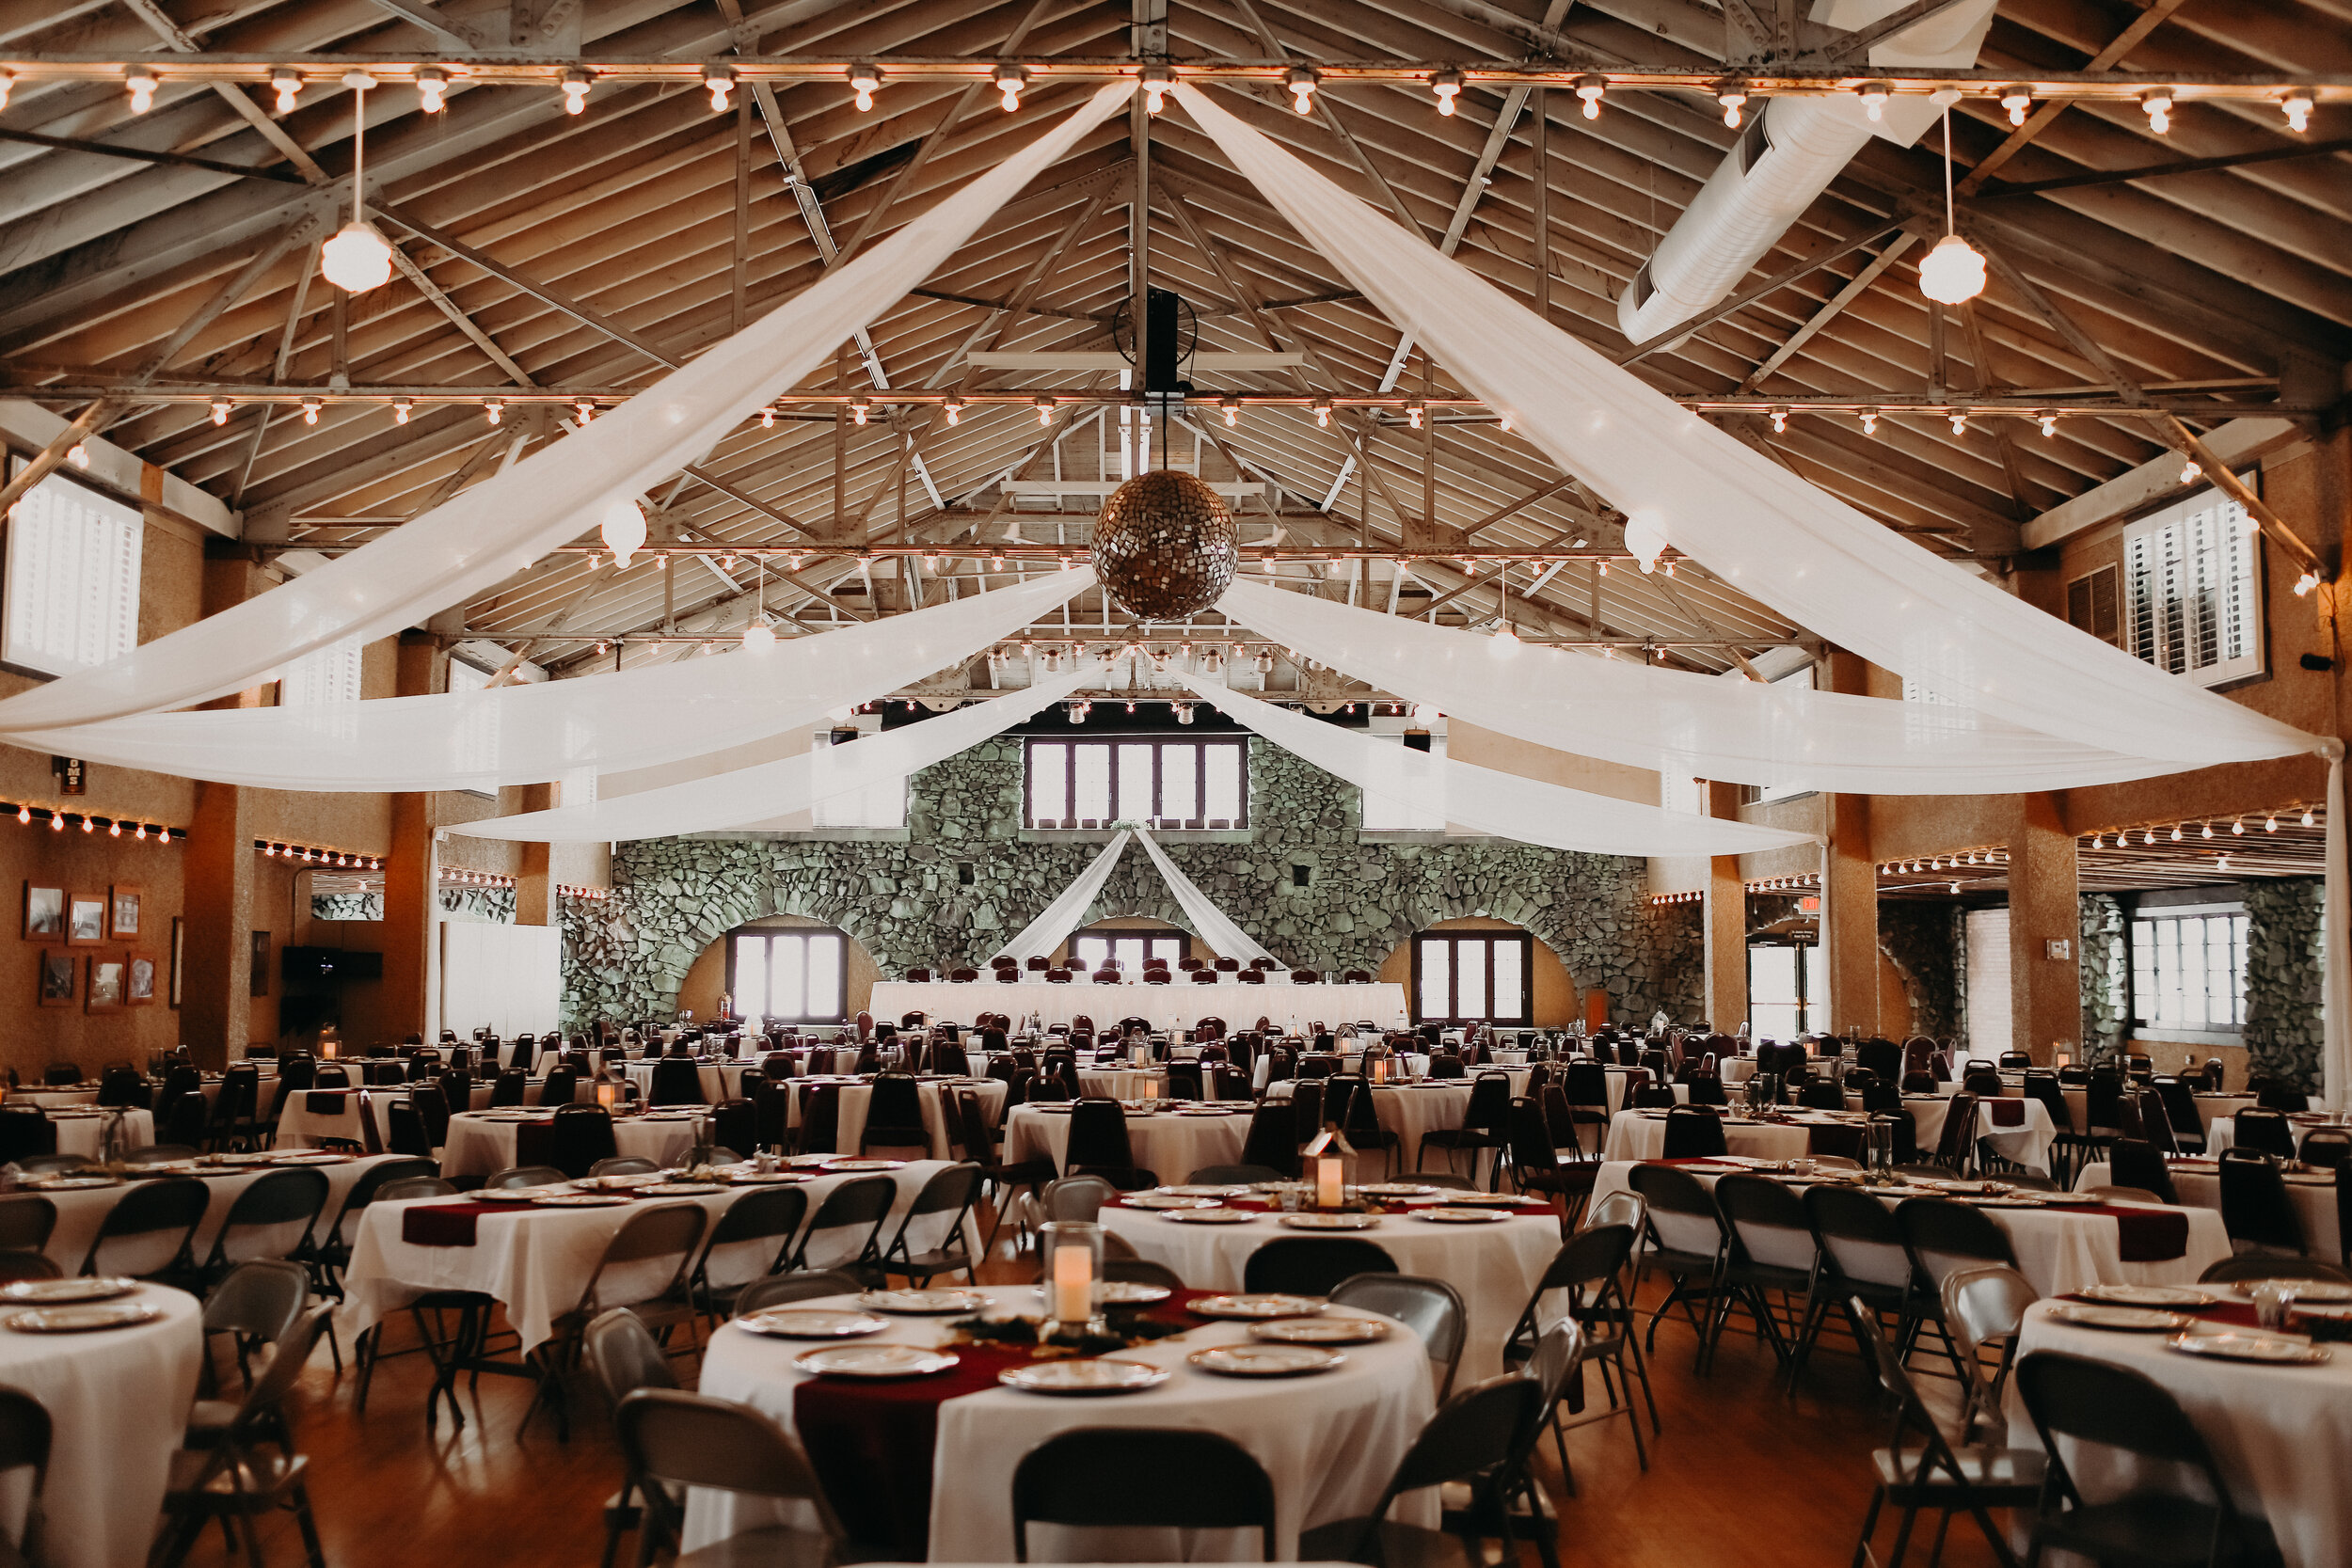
[257,841,382,868]
[7,803,184,842]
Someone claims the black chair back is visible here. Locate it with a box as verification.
[550,1104,621,1180]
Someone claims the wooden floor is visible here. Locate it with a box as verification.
[192,1233,2013,1568]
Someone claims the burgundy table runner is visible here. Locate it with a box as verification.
[1984,1100,2026,1127]
[401,1199,533,1247]
[2072,1203,2190,1262]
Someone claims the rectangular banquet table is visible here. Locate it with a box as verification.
[1589,1159,2229,1298]
[342,1160,966,1354]
[867,978,1408,1035]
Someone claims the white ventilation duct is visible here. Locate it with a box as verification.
[1616,0,2001,345]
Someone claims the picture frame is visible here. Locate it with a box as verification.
[36,948,73,1007]
[22,883,62,942]
[65,892,106,946]
[85,953,126,1012]
[108,885,140,940]
[168,917,183,1009]
[250,930,270,998]
[126,953,156,1006]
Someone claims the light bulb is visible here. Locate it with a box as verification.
[945,398,962,425]
[321,219,393,293]
[1856,80,1890,121]
[993,64,1028,112]
[758,406,772,429]
[579,401,598,425]
[849,64,882,112]
[2091,835,2105,848]
[2037,411,2057,437]
[211,401,230,426]
[2283,90,2312,133]
[741,621,775,651]
[2296,571,2322,597]
[1716,80,1747,128]
[48,816,60,832]
[393,400,411,424]
[1918,231,1987,304]
[1948,411,1968,436]
[1576,74,1605,119]
[1313,398,1332,428]
[271,68,302,113]
[80,817,91,833]
[2180,459,2202,484]
[1407,402,1423,430]
[850,399,869,425]
[417,68,448,112]
[1287,66,1319,114]
[126,67,158,113]
[134,823,146,840]
[2142,90,2172,135]
[1860,409,1879,436]
[2303,807,2316,827]
[561,70,591,114]
[1431,71,1462,116]
[0,73,12,112]
[1221,397,1239,426]
[2217,854,2231,871]
[600,498,647,569]
[2267,815,2279,832]
[704,67,736,112]
[107,819,119,837]
[2201,822,2214,838]
[2000,86,2030,127]
[300,399,321,425]
[484,399,502,425]
[1769,407,1788,433]
[2170,824,2184,841]
[1142,68,1171,115]
[1034,397,1053,426]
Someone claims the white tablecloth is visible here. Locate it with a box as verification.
[2075,1158,2341,1260]
[11,1088,98,1109]
[1273,1082,1477,1171]
[1601,1110,1824,1164]
[439,1111,704,1180]
[783,1078,1008,1159]
[868,979,1409,1035]
[1005,1104,1250,1183]
[343,1161,965,1354]
[1101,1200,1558,1380]
[625,1060,757,1104]
[2010,1299,2349,1568]
[32,1154,404,1274]
[0,1281,201,1568]
[1843,1094,2057,1172]
[685,1283,1438,1561]
[43,1109,154,1159]
[1590,1161,2229,1298]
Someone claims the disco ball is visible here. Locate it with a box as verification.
[1090,469,1237,619]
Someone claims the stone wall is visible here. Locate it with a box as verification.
[439,887,515,924]
[563,737,1701,1027]
[2243,878,2324,1087]
[1879,902,1961,1041]
[2078,894,2128,1063]
[310,893,383,922]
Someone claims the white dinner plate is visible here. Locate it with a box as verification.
[0,1277,136,1305]
[2230,1279,2352,1304]
[1418,1207,1509,1224]
[738,1309,889,1339]
[997,1357,1168,1395]
[2074,1285,2214,1308]
[640,1182,724,1196]
[794,1343,960,1378]
[270,1153,351,1166]
[1033,1279,1176,1307]
[1188,1343,1344,1378]
[1189,1293,1326,1320]
[1280,1212,1381,1230]
[1964,1196,2047,1209]
[823,1160,906,1173]
[573,1175,665,1191]
[532,1193,631,1207]
[1161,1184,1252,1198]
[2042,1304,2192,1333]
[1249,1316,1391,1345]
[2168,1332,2331,1365]
[1161,1207,1259,1225]
[856,1290,989,1315]
[26,1176,119,1191]
[1124,1194,1221,1212]
[1358,1183,1438,1198]
[4,1303,162,1334]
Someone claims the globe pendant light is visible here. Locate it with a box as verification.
[600,499,648,569]
[1917,105,1985,306]
[320,71,393,293]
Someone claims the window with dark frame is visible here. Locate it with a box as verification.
[1072,928,1191,973]
[724,927,850,1023]
[1410,931,1534,1025]
[1024,736,1248,830]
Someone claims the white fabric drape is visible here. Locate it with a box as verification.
[1134,827,1279,964]
[1179,673,1819,857]
[453,666,1092,842]
[1215,578,2174,795]
[999,832,1132,963]
[0,83,1137,735]
[12,570,1089,791]
[1170,82,2320,773]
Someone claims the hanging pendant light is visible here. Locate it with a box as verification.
[1917,105,1985,305]
[600,499,648,569]
[320,72,394,293]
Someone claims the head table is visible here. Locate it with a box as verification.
[866,977,1408,1036]
[685,1283,1437,1562]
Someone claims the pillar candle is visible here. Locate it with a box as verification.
[1314,1152,1344,1209]
[1051,1241,1092,1323]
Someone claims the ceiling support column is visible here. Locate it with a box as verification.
[1702,781,1750,1035]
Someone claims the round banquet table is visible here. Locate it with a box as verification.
[0,1280,202,1568]
[1099,1196,1560,1379]
[624,1060,756,1104]
[2008,1297,2350,1568]
[1841,1094,2058,1172]
[1270,1081,1477,1170]
[9,1087,98,1109]
[1601,1109,1833,1164]
[43,1108,154,1159]
[780,1077,1008,1159]
[1004,1102,1249,1183]
[29,1153,408,1274]
[438,1109,705,1179]
[684,1283,1438,1562]
[1076,1066,1167,1100]
[2075,1156,2342,1259]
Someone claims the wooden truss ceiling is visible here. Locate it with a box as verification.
[0,0,2345,688]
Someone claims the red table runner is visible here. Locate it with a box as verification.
[1985,1099,2026,1127]
[2072,1203,2190,1262]
[790,1289,1216,1559]
[400,1199,534,1246]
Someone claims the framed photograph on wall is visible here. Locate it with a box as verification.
[168,917,183,1009]
[126,953,155,1006]
[249,930,269,998]
[86,954,126,1012]
[109,886,140,940]
[65,893,106,946]
[23,884,62,942]
[37,948,73,1007]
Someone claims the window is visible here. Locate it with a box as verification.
[1412,931,1532,1024]
[2132,905,2250,1033]
[2,467,142,678]
[810,729,906,829]
[1074,929,1188,972]
[1747,942,1825,1039]
[2124,483,2263,688]
[727,927,848,1023]
[1025,736,1247,829]
[279,640,363,706]
[1360,733,1448,832]
[2066,563,2122,647]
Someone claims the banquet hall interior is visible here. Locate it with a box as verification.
[0,0,2346,1565]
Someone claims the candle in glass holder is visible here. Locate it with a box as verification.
[595,1081,621,1112]
[1040,1220,1103,1330]
[320,1037,338,1060]
[1314,1151,1345,1209]
[1051,1240,1091,1322]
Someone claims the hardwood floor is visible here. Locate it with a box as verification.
[188,1239,2014,1568]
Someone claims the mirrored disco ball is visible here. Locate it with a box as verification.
[1090,470,1237,619]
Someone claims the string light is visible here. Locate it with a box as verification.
[416,67,448,112]
[704,66,736,112]
[993,63,1028,112]
[1034,396,1054,426]
[48,814,62,832]
[2142,89,2173,134]
[850,399,869,425]
[945,397,963,426]
[300,398,320,425]
[2282,89,2313,133]
[1406,401,1424,430]
[1859,408,1880,436]
[2233,818,2245,835]
[67,444,87,468]
[1856,80,1890,120]
[2000,85,2031,126]
[125,67,159,113]
[2303,807,2316,827]
[849,64,882,112]
[2201,822,2214,838]
[1313,398,1332,428]
[2181,459,2201,484]
[2296,571,2322,596]
[271,68,302,114]
[1142,67,1173,115]
[2266,815,2279,832]
[1714,78,1748,129]
[1576,73,1605,119]
[1221,397,1240,426]
[79,817,92,834]
[1430,70,1463,116]
[2170,824,2184,841]
[1287,66,1320,114]
[211,401,230,426]
[1769,406,1788,434]
[392,400,411,424]
[0,73,12,112]
[1948,410,1968,436]
[757,406,772,429]
[485,399,503,425]
[2037,410,2058,437]
[561,68,592,113]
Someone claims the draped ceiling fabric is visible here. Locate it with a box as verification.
[0,82,1137,735]
[1179,674,1819,858]
[1133,828,1279,965]
[13,571,1091,792]
[454,666,1093,842]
